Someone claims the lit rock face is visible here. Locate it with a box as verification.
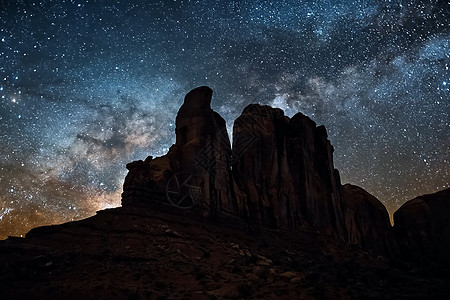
[393,188,450,266]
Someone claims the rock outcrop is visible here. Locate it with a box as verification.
[231,104,345,237]
[393,188,450,269]
[123,87,348,239]
[341,184,397,256]
[123,87,245,222]
[123,86,448,263]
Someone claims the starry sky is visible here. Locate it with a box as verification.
[0,0,449,238]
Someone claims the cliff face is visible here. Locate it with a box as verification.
[173,86,245,219]
[231,104,345,237]
[393,188,450,268]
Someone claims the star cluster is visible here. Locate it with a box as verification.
[1,0,449,238]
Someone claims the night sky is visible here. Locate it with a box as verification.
[0,0,449,238]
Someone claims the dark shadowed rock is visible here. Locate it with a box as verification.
[124,87,434,258]
[123,88,348,237]
[172,86,245,219]
[287,113,345,237]
[231,105,294,229]
[341,184,397,257]
[393,188,450,269]
[231,104,345,237]
[122,86,246,221]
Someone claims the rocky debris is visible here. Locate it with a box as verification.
[256,255,272,266]
[290,275,305,283]
[279,271,297,279]
[393,188,450,270]
[341,184,398,257]
[239,248,252,257]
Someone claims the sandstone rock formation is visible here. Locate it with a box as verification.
[123,86,246,222]
[341,184,397,257]
[393,188,450,268]
[123,87,349,239]
[122,86,447,262]
[231,104,345,237]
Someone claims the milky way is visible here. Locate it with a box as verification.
[0,0,449,238]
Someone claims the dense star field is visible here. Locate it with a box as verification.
[0,0,448,238]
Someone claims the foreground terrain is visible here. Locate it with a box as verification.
[1,203,450,299]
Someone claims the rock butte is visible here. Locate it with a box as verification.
[122,86,449,262]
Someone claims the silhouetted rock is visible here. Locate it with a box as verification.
[232,104,345,237]
[122,86,245,222]
[123,87,348,238]
[341,184,397,257]
[121,87,450,265]
[393,188,450,269]
[172,86,245,219]
[288,113,344,237]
